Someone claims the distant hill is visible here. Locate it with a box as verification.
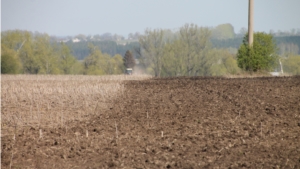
[65,40,139,60]
[211,36,300,55]
[64,35,300,60]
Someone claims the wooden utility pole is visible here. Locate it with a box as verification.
[248,0,254,46]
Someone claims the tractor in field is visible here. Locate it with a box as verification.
[125,68,133,75]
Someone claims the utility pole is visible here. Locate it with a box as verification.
[248,0,254,47]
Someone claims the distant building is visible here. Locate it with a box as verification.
[58,39,70,43]
[72,38,81,43]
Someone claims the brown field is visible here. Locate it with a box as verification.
[1,75,300,168]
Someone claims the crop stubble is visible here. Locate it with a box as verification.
[1,75,300,168]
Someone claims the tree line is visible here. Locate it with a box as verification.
[2,26,300,75]
[137,24,300,76]
[1,30,126,75]
[64,23,300,65]
[212,36,300,55]
[65,41,139,60]
[64,34,300,61]
[138,24,241,77]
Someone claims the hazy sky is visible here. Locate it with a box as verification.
[1,0,300,37]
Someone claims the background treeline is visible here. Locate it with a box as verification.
[137,24,241,77]
[60,24,300,60]
[211,36,300,55]
[136,24,300,76]
[65,41,139,60]
[2,23,300,75]
[1,30,125,75]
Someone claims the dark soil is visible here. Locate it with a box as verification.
[2,76,300,168]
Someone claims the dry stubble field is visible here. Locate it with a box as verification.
[1,75,300,168]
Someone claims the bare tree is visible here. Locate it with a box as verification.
[139,29,165,77]
[179,23,211,76]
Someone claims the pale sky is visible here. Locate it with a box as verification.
[1,0,300,37]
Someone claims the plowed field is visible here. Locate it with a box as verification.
[2,76,300,168]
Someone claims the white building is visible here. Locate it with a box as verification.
[72,38,81,43]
